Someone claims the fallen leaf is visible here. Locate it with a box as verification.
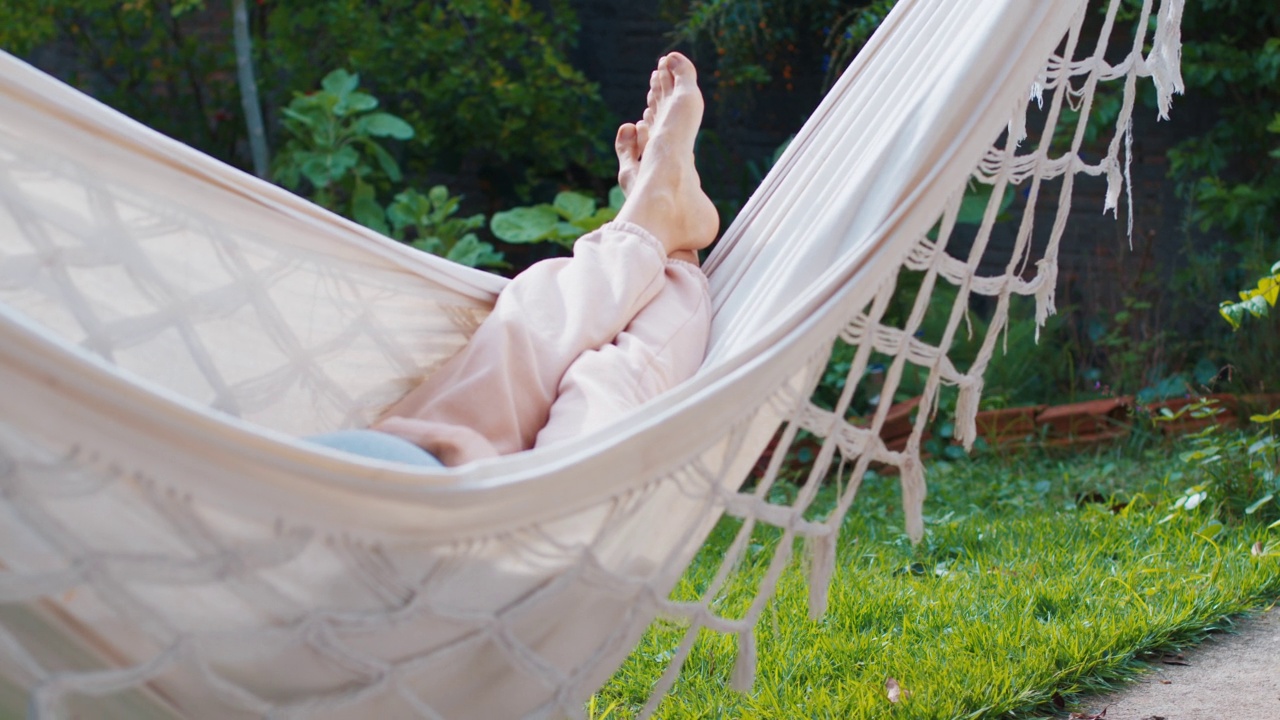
[1159,679,1172,684]
[1068,708,1107,719]
[885,677,908,703]
[1252,541,1264,557]
[1158,653,1190,666]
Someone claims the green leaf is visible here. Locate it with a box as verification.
[1250,409,1280,423]
[312,145,359,185]
[393,188,431,216]
[1219,301,1245,330]
[170,0,206,17]
[1258,274,1279,306]
[356,113,415,140]
[1245,494,1274,515]
[361,139,402,182]
[572,207,617,235]
[609,185,626,210]
[1244,294,1271,318]
[553,191,596,222]
[446,234,505,269]
[387,189,430,235]
[428,185,450,208]
[411,236,446,255]
[321,69,359,98]
[490,205,559,243]
[281,105,320,129]
[554,221,582,240]
[351,180,388,235]
[337,91,379,116]
[300,155,334,188]
[1197,518,1224,538]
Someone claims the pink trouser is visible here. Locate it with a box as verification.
[375,221,711,466]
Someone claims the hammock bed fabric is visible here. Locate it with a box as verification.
[0,0,1183,716]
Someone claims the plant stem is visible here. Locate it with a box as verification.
[232,0,270,178]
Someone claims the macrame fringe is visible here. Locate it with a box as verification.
[1150,0,1185,119]
[806,531,838,620]
[954,375,983,451]
[1033,257,1059,336]
[731,628,756,693]
[1124,118,1135,244]
[900,457,926,543]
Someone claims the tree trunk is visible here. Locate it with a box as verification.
[231,0,269,178]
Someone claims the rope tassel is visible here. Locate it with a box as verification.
[806,531,838,620]
[900,458,927,543]
[731,628,757,693]
[954,376,983,451]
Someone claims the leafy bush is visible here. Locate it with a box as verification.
[388,187,505,269]
[1161,0,1280,391]
[272,69,414,231]
[0,0,244,164]
[491,188,625,250]
[1158,402,1280,528]
[262,0,614,199]
[1220,260,1280,330]
[273,71,506,270]
[1160,239,1280,528]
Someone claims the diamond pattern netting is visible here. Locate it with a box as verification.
[0,0,1183,717]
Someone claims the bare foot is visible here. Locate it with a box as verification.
[613,52,719,263]
[615,122,640,196]
[616,119,699,265]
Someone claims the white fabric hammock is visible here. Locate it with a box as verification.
[0,0,1183,717]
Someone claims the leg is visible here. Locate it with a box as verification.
[377,54,719,464]
[614,53,719,263]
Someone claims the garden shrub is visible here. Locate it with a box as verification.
[0,0,245,164]
[491,187,625,250]
[1158,401,1280,528]
[388,186,506,269]
[261,0,615,201]
[273,69,415,232]
[1161,0,1280,393]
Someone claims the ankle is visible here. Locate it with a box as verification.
[670,249,700,266]
[614,185,681,254]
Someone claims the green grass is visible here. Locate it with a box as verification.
[590,442,1280,719]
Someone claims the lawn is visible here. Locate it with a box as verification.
[591,438,1280,719]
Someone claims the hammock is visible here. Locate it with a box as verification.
[0,0,1183,716]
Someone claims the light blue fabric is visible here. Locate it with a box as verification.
[305,430,444,467]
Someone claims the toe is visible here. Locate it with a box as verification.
[642,106,655,126]
[615,123,639,191]
[635,120,650,155]
[666,51,698,90]
[658,55,675,95]
[615,123,638,161]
